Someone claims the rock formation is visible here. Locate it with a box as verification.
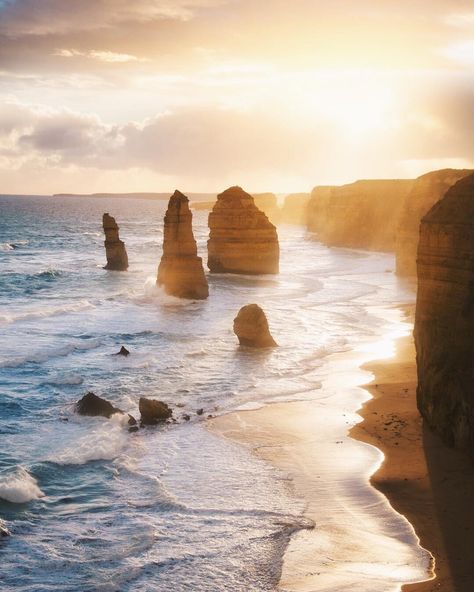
[396,169,472,276]
[157,190,209,300]
[280,193,311,225]
[76,392,136,425]
[102,213,129,271]
[414,172,474,453]
[233,304,277,348]
[114,346,130,357]
[208,186,279,274]
[307,180,414,251]
[139,397,172,425]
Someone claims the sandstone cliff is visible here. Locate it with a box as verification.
[396,169,472,276]
[280,193,310,225]
[157,190,209,300]
[102,213,128,271]
[307,180,414,251]
[414,173,474,453]
[233,304,277,347]
[208,186,279,274]
[192,192,280,225]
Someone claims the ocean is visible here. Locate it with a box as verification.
[0,195,428,591]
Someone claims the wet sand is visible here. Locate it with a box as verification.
[352,306,474,592]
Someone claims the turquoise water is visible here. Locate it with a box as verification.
[0,195,419,591]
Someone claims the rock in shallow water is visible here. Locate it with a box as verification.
[139,397,173,425]
[208,186,279,275]
[233,304,277,348]
[415,172,474,453]
[75,392,137,426]
[114,346,130,357]
[157,190,208,300]
[102,213,129,271]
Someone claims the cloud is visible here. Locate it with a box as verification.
[54,49,148,63]
[0,0,225,36]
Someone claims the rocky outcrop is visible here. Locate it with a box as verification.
[208,186,279,274]
[157,190,209,300]
[307,180,414,251]
[76,392,136,425]
[139,397,172,425]
[414,173,474,453]
[280,193,310,225]
[76,392,123,418]
[233,304,277,347]
[102,213,128,271]
[396,169,472,276]
[114,346,130,357]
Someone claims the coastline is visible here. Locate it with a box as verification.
[352,305,474,592]
[208,304,432,591]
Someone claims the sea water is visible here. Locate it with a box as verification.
[0,195,428,591]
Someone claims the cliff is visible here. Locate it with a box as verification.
[396,169,472,276]
[102,213,128,271]
[307,180,414,251]
[280,193,310,225]
[414,172,474,453]
[157,190,209,300]
[207,186,279,274]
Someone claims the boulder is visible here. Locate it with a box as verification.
[139,397,172,425]
[75,392,123,418]
[233,304,277,348]
[208,186,279,274]
[396,169,472,276]
[414,173,474,453]
[157,190,209,300]
[102,213,128,271]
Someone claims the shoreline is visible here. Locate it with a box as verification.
[352,304,474,592]
[208,304,431,591]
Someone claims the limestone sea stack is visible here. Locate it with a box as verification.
[102,213,129,271]
[208,186,279,274]
[396,169,472,276]
[157,190,209,300]
[307,180,414,251]
[414,173,474,453]
[233,304,277,347]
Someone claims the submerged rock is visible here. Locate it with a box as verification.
[0,521,10,538]
[157,190,209,300]
[139,397,172,425]
[102,213,128,271]
[208,186,279,274]
[415,173,474,453]
[114,346,130,357]
[233,304,277,348]
[75,392,124,419]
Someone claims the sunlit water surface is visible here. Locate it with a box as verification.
[0,195,428,591]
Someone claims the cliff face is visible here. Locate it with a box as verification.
[157,190,209,300]
[414,173,474,453]
[396,169,472,276]
[307,180,414,251]
[102,213,128,271]
[280,193,310,225]
[208,186,279,274]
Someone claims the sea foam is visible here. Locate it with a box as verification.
[0,467,45,503]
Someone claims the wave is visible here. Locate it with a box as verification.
[0,240,29,251]
[52,414,129,466]
[42,373,84,387]
[0,467,44,503]
[0,339,101,369]
[0,300,95,325]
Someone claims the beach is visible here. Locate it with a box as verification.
[211,303,474,591]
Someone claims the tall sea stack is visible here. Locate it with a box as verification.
[414,173,474,453]
[208,186,279,274]
[396,169,472,276]
[157,190,209,300]
[102,213,128,271]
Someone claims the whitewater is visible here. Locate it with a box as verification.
[0,194,429,591]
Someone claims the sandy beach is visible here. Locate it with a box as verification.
[209,304,474,591]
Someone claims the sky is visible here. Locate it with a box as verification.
[0,0,473,194]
